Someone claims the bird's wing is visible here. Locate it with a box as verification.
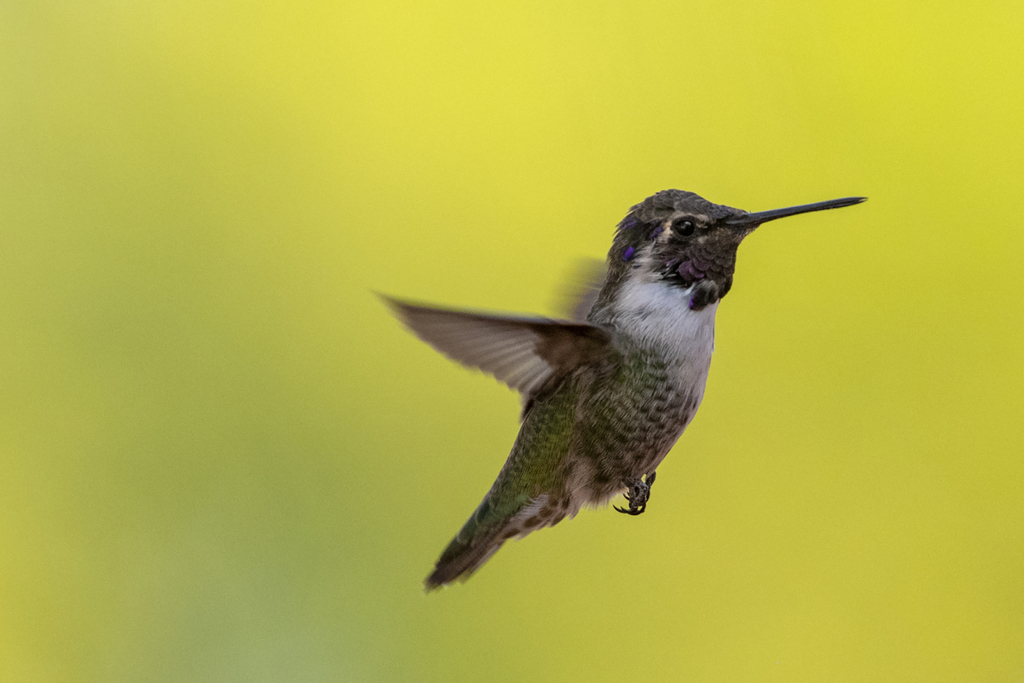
[551,257,608,322]
[383,296,612,400]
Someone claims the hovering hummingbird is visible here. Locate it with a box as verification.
[386,189,865,589]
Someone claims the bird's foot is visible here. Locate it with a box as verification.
[614,471,657,516]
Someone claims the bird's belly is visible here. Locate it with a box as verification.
[563,287,718,506]
[566,350,711,505]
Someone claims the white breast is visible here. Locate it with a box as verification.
[612,277,719,391]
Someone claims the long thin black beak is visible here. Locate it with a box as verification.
[725,196,866,228]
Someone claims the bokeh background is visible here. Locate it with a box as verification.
[2,1,1023,681]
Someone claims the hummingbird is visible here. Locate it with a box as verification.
[385,189,865,590]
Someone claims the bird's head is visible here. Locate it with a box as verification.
[596,189,865,313]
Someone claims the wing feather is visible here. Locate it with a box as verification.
[383,296,612,401]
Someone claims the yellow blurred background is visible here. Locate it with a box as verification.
[2,1,1022,681]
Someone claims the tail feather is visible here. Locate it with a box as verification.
[425,493,552,590]
[424,527,507,590]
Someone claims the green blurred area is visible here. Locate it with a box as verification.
[1,1,1022,681]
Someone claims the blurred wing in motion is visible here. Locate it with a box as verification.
[383,296,611,401]
[551,257,607,322]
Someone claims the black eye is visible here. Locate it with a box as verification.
[672,219,695,237]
